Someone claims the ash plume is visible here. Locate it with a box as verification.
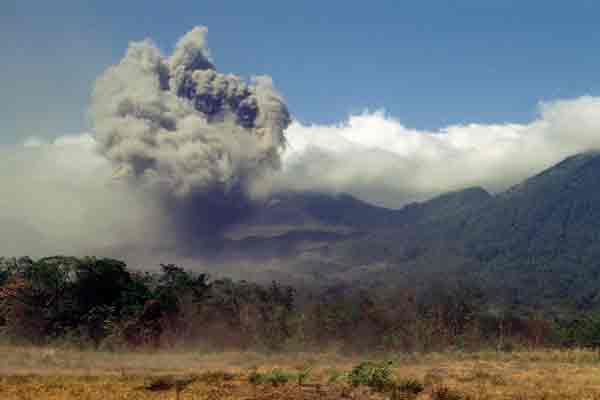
[89,27,290,239]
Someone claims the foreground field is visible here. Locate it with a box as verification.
[3,347,600,399]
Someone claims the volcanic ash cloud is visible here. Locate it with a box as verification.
[90,27,291,202]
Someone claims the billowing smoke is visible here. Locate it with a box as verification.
[90,27,290,238]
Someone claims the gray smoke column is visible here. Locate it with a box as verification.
[90,27,290,239]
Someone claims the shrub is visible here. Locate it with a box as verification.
[297,367,313,386]
[346,361,394,392]
[248,369,297,386]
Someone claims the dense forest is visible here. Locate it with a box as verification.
[2,256,600,352]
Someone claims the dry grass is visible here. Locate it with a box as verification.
[2,346,600,399]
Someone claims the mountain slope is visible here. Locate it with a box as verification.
[343,151,600,310]
[203,151,600,312]
[466,151,600,264]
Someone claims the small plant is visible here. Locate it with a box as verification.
[346,361,394,392]
[248,369,297,386]
[297,366,313,386]
[327,369,347,383]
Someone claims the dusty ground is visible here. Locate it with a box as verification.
[2,346,600,399]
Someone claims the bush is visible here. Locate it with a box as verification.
[347,361,394,392]
[248,369,297,386]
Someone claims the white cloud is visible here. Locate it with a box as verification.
[274,97,600,207]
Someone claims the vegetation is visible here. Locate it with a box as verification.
[249,369,299,386]
[345,361,394,392]
[0,256,296,350]
[4,255,600,352]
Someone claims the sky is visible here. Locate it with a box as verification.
[2,0,600,144]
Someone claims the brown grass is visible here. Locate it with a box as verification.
[2,346,600,399]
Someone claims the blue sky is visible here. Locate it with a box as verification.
[2,0,600,144]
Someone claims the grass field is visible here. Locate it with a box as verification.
[3,346,600,399]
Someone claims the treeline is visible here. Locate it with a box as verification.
[0,256,598,352]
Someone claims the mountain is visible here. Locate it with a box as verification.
[211,151,600,313]
[227,186,492,236]
[335,151,600,311]
[458,152,600,310]
[465,151,600,264]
